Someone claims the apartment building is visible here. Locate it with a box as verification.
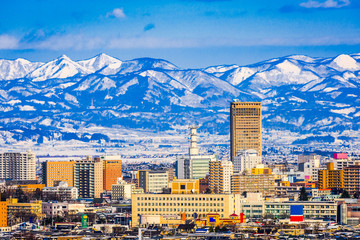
[209,160,233,194]
[318,162,343,190]
[344,165,360,195]
[74,157,103,198]
[0,151,36,180]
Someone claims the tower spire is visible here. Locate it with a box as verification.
[189,123,199,156]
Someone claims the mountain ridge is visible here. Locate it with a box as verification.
[0,53,360,148]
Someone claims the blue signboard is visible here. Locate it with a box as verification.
[290,205,303,216]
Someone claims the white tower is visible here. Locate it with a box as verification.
[189,124,199,156]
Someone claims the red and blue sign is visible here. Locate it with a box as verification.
[290,205,303,222]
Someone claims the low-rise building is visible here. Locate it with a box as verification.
[7,198,44,224]
[264,201,337,220]
[42,202,68,217]
[131,193,242,226]
[169,179,199,194]
[42,181,78,201]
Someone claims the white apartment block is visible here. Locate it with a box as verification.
[0,150,36,180]
[233,149,261,173]
[112,177,137,200]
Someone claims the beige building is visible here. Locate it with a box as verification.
[111,177,144,200]
[230,102,262,160]
[74,157,103,198]
[209,160,233,194]
[170,179,200,194]
[0,151,36,180]
[231,173,275,196]
[131,193,242,226]
[138,170,169,193]
[42,160,75,187]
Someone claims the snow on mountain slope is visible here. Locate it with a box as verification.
[99,58,178,75]
[77,53,122,72]
[0,53,359,147]
[0,58,43,80]
[327,54,360,72]
[27,55,93,81]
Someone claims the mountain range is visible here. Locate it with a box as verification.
[0,53,360,148]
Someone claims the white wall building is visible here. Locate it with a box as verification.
[0,150,36,180]
[112,177,136,200]
[42,181,78,200]
[233,149,261,173]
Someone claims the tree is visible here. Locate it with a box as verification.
[209,226,214,232]
[299,187,309,201]
[340,190,351,198]
[205,188,212,194]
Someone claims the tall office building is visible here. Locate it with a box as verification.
[74,157,104,198]
[42,161,75,187]
[175,125,216,179]
[0,151,36,180]
[209,160,233,194]
[230,102,262,161]
[98,156,122,191]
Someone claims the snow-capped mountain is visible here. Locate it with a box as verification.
[0,58,43,80]
[0,53,360,147]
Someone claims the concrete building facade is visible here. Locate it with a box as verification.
[74,157,103,198]
[233,149,262,173]
[42,160,75,187]
[100,157,122,191]
[318,162,343,190]
[0,151,36,180]
[209,160,233,194]
[138,170,169,193]
[230,102,262,161]
[231,173,275,196]
[131,193,242,226]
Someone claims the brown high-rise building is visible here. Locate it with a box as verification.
[343,165,360,195]
[42,161,75,187]
[101,158,122,191]
[230,102,262,161]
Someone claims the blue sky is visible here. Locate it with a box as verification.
[0,0,359,68]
